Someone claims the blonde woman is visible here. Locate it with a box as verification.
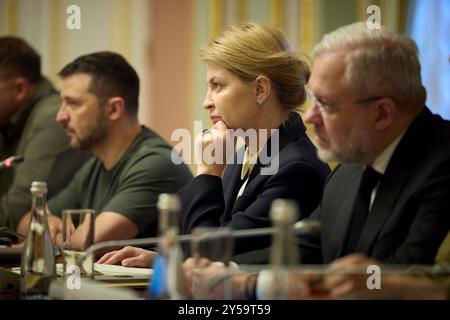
[98,23,329,266]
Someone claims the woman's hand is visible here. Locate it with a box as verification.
[196,120,230,177]
[97,246,157,267]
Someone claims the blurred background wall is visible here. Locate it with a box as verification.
[1,0,448,151]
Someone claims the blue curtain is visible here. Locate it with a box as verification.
[408,0,450,119]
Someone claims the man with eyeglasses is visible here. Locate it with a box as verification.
[298,22,450,267]
[181,22,450,301]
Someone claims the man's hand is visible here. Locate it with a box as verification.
[322,253,380,299]
[17,209,63,246]
[182,257,244,299]
[47,214,63,246]
[182,257,215,298]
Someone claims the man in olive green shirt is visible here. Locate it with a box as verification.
[47,125,191,238]
[0,37,90,231]
[17,51,192,243]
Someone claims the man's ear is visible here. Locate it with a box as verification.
[374,98,396,130]
[254,75,271,106]
[106,97,125,121]
[13,77,31,103]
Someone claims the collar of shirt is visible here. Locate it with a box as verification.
[372,129,407,175]
[240,146,260,180]
[366,130,407,209]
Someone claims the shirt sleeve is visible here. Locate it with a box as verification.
[101,153,180,236]
[47,161,87,217]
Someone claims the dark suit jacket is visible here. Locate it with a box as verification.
[300,107,450,265]
[179,113,330,257]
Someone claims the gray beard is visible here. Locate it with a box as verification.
[314,132,369,165]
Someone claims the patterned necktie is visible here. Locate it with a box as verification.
[343,167,382,255]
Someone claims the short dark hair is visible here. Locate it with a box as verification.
[0,36,41,83]
[58,51,140,116]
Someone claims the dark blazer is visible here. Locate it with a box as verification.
[300,107,450,265]
[179,113,330,256]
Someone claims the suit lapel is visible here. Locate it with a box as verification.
[222,147,245,223]
[242,112,305,191]
[228,112,307,215]
[356,108,432,254]
[357,167,408,253]
[334,166,364,258]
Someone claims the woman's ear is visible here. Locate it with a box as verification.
[254,75,271,106]
[106,97,125,121]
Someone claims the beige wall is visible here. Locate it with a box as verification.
[0,0,411,146]
[150,0,193,144]
[0,0,152,128]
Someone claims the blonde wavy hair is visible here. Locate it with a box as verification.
[200,22,310,112]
